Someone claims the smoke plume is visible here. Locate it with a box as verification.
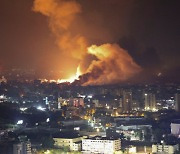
[80,44,141,85]
[33,0,141,85]
[33,0,87,60]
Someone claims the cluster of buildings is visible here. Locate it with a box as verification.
[152,143,179,154]
[12,133,180,154]
[0,78,180,153]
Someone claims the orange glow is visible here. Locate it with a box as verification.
[33,0,142,86]
[57,65,81,83]
[39,65,81,84]
[82,44,142,85]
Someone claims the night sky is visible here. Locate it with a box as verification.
[0,0,179,83]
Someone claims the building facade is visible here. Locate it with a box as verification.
[171,121,180,137]
[82,136,121,154]
[144,93,156,111]
[175,93,180,112]
[13,141,31,154]
[152,144,179,154]
[53,136,86,151]
[122,91,132,113]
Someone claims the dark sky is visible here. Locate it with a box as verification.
[0,0,179,82]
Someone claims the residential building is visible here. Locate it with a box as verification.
[175,93,180,112]
[53,136,86,151]
[144,93,156,111]
[152,144,179,154]
[122,91,132,113]
[82,136,121,154]
[13,141,31,154]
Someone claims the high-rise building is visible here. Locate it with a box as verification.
[72,98,84,107]
[58,97,64,109]
[45,97,49,105]
[144,93,156,111]
[92,99,100,107]
[13,141,31,154]
[175,93,180,112]
[122,91,132,113]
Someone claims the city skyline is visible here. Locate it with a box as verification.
[1,1,180,153]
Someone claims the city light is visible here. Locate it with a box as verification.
[46,118,50,123]
[17,120,23,125]
[106,106,110,109]
[87,95,93,99]
[20,108,27,111]
[74,127,80,131]
[0,0,179,153]
[44,150,50,154]
[37,106,46,111]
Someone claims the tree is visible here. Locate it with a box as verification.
[62,146,70,152]
[152,128,163,142]
[40,136,54,148]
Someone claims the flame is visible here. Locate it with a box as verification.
[57,65,81,83]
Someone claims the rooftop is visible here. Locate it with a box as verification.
[85,136,120,141]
